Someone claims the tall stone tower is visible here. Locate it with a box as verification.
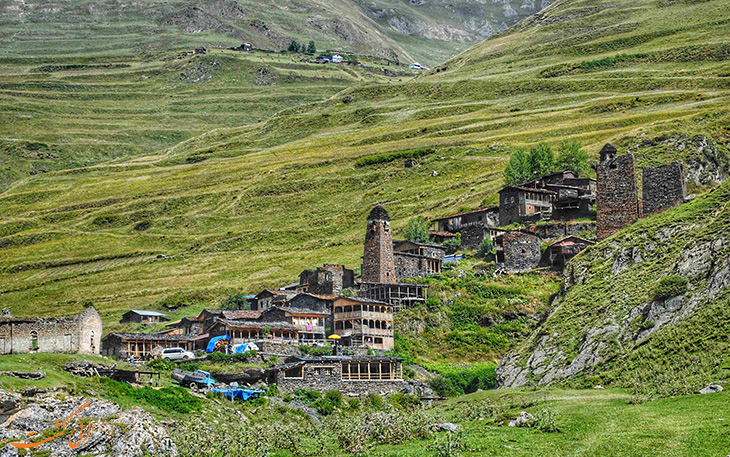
[595,143,640,240]
[361,204,396,284]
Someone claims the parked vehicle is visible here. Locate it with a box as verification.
[172,368,216,391]
[160,347,195,360]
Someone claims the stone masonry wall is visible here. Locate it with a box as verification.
[596,153,639,240]
[272,362,405,395]
[460,224,486,250]
[502,232,541,273]
[362,206,396,283]
[642,162,687,217]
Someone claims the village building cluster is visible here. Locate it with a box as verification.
[429,143,687,273]
[0,143,688,394]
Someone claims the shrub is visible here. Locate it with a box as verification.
[324,390,344,408]
[389,392,422,409]
[99,378,201,414]
[147,358,175,371]
[654,275,688,300]
[207,351,258,363]
[428,431,466,457]
[220,292,251,310]
[299,344,333,356]
[292,388,322,403]
[478,237,493,257]
[312,398,335,415]
[355,147,435,167]
[362,393,384,410]
[405,216,431,244]
[535,407,560,432]
[430,376,459,397]
[443,233,462,254]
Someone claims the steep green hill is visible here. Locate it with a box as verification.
[0,0,550,65]
[498,178,730,395]
[0,0,728,347]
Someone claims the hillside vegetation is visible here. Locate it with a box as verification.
[0,0,550,65]
[497,178,730,396]
[0,0,728,352]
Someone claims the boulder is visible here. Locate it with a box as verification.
[0,390,21,415]
[508,411,536,427]
[699,384,723,394]
[431,422,460,432]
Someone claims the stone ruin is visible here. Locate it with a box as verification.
[642,162,687,217]
[595,144,688,240]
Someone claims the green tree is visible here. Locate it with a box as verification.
[556,140,591,176]
[287,40,300,52]
[306,40,316,54]
[503,148,532,184]
[478,236,493,257]
[221,292,250,310]
[443,233,462,254]
[528,142,555,179]
[404,216,431,243]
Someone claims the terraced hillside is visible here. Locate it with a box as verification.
[0,49,411,189]
[0,0,550,65]
[0,0,729,343]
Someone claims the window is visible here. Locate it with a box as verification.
[313,366,334,376]
[284,366,303,379]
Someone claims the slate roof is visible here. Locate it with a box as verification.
[431,206,498,222]
[126,310,166,317]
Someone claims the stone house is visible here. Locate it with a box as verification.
[166,309,262,336]
[287,293,336,333]
[298,264,354,295]
[207,318,299,345]
[495,230,542,273]
[0,306,102,355]
[252,289,297,311]
[393,240,445,279]
[431,206,500,233]
[258,306,329,341]
[539,236,595,270]
[498,186,557,226]
[101,332,201,360]
[333,296,394,350]
[267,355,404,394]
[119,310,169,324]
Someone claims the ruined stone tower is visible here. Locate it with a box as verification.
[361,204,396,283]
[595,144,640,240]
[642,162,687,217]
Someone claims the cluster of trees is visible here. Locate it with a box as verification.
[288,40,316,54]
[503,140,592,185]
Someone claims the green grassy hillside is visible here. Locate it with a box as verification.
[0,0,728,353]
[0,0,550,65]
[0,49,411,189]
[497,178,730,396]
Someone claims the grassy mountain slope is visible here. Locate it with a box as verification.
[0,49,411,189]
[0,0,728,340]
[0,0,550,65]
[497,178,730,395]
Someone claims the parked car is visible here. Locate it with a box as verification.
[160,347,195,360]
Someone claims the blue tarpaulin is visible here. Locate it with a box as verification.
[206,334,230,353]
[211,389,264,402]
[234,342,259,354]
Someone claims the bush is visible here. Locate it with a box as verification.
[299,344,333,356]
[207,351,258,363]
[147,358,175,371]
[443,233,461,254]
[312,398,335,415]
[355,147,435,167]
[324,390,344,408]
[292,388,321,403]
[389,392,421,409]
[405,216,431,244]
[99,378,201,414]
[430,376,459,397]
[362,393,384,410]
[429,365,498,397]
[221,292,250,310]
[478,237,493,257]
[654,275,688,300]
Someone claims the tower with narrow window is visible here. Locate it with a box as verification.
[361,204,396,284]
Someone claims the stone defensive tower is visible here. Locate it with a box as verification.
[595,144,640,240]
[642,162,687,217]
[361,204,396,284]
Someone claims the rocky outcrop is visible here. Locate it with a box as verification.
[0,389,176,457]
[497,181,730,391]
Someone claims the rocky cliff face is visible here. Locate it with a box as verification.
[497,177,730,394]
[0,389,176,457]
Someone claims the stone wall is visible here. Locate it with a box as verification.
[271,360,405,395]
[394,252,429,280]
[299,264,354,295]
[530,221,597,240]
[502,232,541,273]
[0,306,102,355]
[460,224,486,250]
[499,188,522,226]
[596,152,639,240]
[642,162,687,217]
